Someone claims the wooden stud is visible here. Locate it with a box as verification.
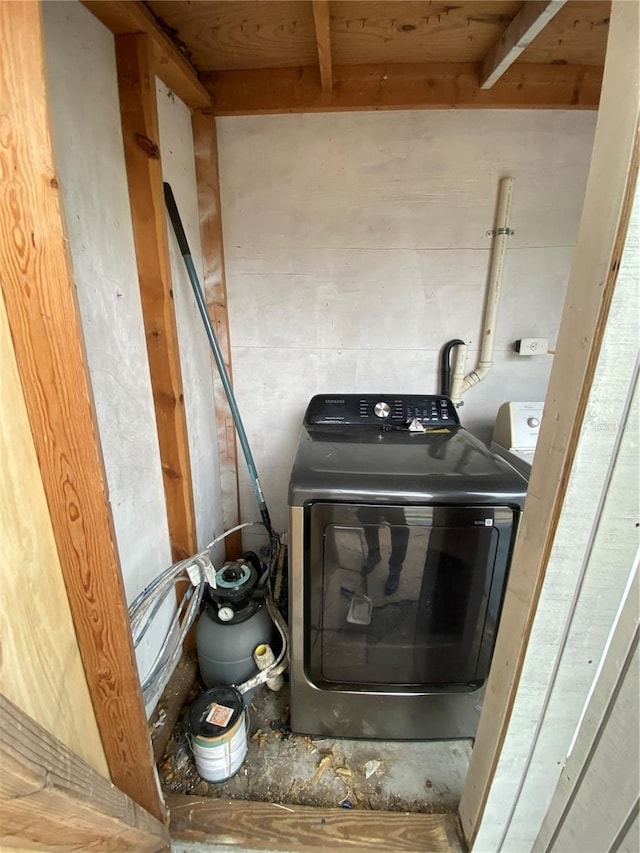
[311,0,333,93]
[81,0,210,109]
[0,693,169,852]
[0,0,165,822]
[115,33,198,566]
[192,111,242,558]
[167,794,465,852]
[201,62,603,115]
[459,0,640,844]
[480,1,567,89]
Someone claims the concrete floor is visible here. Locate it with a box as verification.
[160,681,471,814]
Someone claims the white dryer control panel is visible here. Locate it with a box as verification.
[491,402,544,478]
[492,401,544,452]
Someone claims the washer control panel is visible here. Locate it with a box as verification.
[305,394,460,427]
[492,401,543,452]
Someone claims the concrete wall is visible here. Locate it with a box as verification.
[42,0,223,712]
[217,111,597,535]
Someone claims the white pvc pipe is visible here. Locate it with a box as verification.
[449,342,468,406]
[453,177,515,403]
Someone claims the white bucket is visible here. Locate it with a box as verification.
[188,686,248,783]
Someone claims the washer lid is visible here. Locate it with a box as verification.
[289,425,528,507]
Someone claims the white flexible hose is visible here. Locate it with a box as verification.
[129,522,289,708]
[236,591,289,695]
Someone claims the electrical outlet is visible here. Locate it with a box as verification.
[515,337,549,355]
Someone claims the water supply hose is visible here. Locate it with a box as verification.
[163,182,274,543]
[439,339,465,397]
[130,522,288,706]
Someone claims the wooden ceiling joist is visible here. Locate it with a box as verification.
[311,0,333,93]
[201,62,602,116]
[481,0,568,89]
[81,0,210,109]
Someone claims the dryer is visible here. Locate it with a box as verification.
[288,394,527,740]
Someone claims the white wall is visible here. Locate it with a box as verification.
[216,111,597,535]
[42,1,223,712]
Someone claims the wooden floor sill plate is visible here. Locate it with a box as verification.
[167,794,466,852]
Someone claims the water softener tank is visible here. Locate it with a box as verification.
[196,553,273,687]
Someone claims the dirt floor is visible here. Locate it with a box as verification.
[159,678,471,813]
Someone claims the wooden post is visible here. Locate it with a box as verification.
[0,693,170,852]
[0,0,165,822]
[192,111,242,558]
[115,33,198,565]
[459,0,640,843]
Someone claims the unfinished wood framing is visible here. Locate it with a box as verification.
[81,0,209,109]
[144,0,609,73]
[311,0,333,93]
[201,62,602,115]
[459,0,640,844]
[480,0,567,89]
[167,795,464,852]
[0,0,164,822]
[192,110,242,558]
[116,32,198,565]
[0,693,169,853]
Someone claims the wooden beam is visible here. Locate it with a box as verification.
[167,795,465,852]
[459,0,640,844]
[481,0,567,90]
[0,0,165,822]
[192,111,243,559]
[201,62,603,115]
[115,33,198,566]
[0,693,169,853]
[81,0,210,109]
[311,0,333,93]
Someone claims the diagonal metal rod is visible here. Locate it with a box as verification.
[163,182,273,540]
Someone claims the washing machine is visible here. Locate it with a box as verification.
[288,394,528,740]
[491,401,544,479]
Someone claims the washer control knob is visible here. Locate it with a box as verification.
[527,417,540,428]
[374,401,391,419]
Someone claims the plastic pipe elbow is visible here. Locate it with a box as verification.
[253,643,284,692]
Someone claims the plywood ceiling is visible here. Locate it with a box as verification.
[146,0,610,72]
[83,1,611,112]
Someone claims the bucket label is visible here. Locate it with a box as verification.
[205,702,235,728]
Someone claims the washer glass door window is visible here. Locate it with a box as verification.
[307,503,514,688]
